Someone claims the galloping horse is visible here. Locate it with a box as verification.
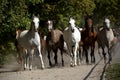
[63,18,81,66]
[81,17,97,64]
[97,18,117,63]
[46,20,65,67]
[16,15,45,70]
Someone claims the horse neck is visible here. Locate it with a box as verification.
[29,24,38,36]
[85,25,93,32]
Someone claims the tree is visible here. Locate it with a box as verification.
[93,0,120,26]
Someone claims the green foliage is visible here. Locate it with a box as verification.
[94,0,120,25]
[0,0,29,64]
[29,0,44,5]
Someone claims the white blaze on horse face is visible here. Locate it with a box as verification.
[69,18,75,27]
[33,16,39,30]
[48,20,53,30]
[105,18,110,28]
[69,18,76,31]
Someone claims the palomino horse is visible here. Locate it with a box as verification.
[63,18,81,66]
[46,20,65,66]
[80,17,97,64]
[97,18,117,63]
[16,15,45,70]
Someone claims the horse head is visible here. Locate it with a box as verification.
[85,17,94,32]
[31,15,40,32]
[104,18,110,29]
[85,17,93,28]
[47,20,53,31]
[69,18,75,32]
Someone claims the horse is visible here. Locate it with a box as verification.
[15,30,47,67]
[15,29,25,65]
[46,20,65,67]
[16,15,45,70]
[97,18,117,63]
[63,18,81,66]
[39,34,47,55]
[80,17,97,64]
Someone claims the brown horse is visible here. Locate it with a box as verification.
[80,17,97,64]
[46,20,65,67]
[15,29,28,68]
[39,34,47,55]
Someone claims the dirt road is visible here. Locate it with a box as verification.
[0,37,120,80]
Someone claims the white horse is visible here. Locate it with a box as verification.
[63,18,81,66]
[16,15,45,70]
[97,18,117,63]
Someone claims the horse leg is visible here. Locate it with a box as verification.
[47,48,52,67]
[65,43,73,66]
[77,46,81,65]
[102,47,106,63]
[37,46,45,69]
[108,46,112,64]
[98,47,102,59]
[18,47,25,70]
[84,47,89,64]
[53,49,58,66]
[24,49,29,70]
[80,46,85,64]
[73,43,78,66]
[28,49,34,70]
[90,46,95,64]
[60,48,64,66]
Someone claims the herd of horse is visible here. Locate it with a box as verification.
[15,15,117,70]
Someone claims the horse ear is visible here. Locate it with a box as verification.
[68,16,71,20]
[32,14,35,18]
[37,14,40,18]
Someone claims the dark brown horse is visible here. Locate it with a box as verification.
[80,17,97,64]
[46,20,65,67]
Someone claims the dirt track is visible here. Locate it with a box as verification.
[0,37,120,80]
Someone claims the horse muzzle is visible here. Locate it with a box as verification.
[71,29,74,32]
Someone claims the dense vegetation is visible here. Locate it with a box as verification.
[0,0,120,64]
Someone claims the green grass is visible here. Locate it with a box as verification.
[105,64,120,80]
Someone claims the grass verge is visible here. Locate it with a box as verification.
[105,63,120,80]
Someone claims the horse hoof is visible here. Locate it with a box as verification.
[86,62,89,65]
[74,63,77,66]
[70,65,74,67]
[62,64,64,67]
[91,61,95,64]
[29,69,32,71]
[41,67,45,70]
[49,63,52,67]
[70,64,76,67]
[70,63,74,67]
